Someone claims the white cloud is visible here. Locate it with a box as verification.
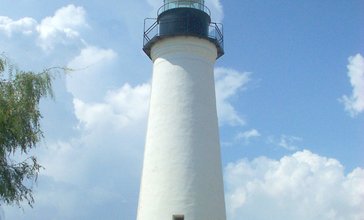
[340,53,364,117]
[4,82,150,219]
[66,46,118,101]
[236,129,261,143]
[0,5,87,51]
[0,16,37,37]
[215,67,250,126]
[74,83,150,131]
[67,45,117,70]
[205,0,224,22]
[41,82,150,184]
[268,134,303,151]
[36,4,87,50]
[225,150,364,220]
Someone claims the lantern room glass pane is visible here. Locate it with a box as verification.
[160,0,207,15]
[164,0,204,3]
[164,0,205,9]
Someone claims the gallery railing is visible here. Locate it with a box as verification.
[143,17,224,59]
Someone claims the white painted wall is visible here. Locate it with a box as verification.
[137,36,226,220]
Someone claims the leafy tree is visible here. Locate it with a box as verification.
[0,55,55,207]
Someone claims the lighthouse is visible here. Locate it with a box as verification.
[137,1,225,219]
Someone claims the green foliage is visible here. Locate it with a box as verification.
[0,55,54,207]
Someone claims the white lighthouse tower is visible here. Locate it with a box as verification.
[137,1,226,219]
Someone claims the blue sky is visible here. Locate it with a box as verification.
[0,1,363,220]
